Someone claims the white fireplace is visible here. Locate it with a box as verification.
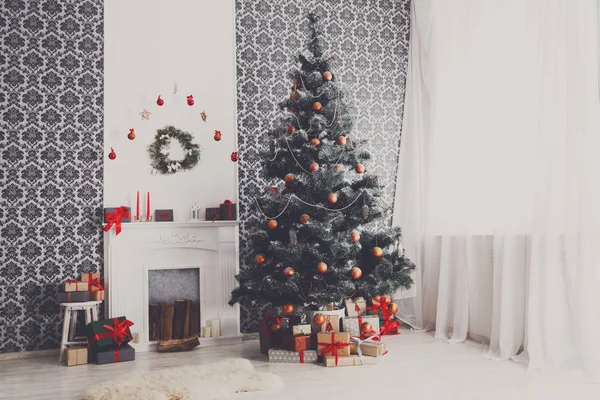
[103,221,241,352]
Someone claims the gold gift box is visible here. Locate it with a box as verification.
[323,354,378,367]
[344,297,367,316]
[62,281,88,292]
[64,347,88,367]
[316,332,350,358]
[349,341,387,357]
[319,315,340,333]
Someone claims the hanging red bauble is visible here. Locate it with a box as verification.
[288,125,296,133]
[313,102,322,111]
[255,254,266,264]
[351,231,360,242]
[231,152,238,162]
[269,187,278,194]
[284,173,295,183]
[313,313,326,325]
[271,322,282,332]
[309,162,319,172]
[360,322,372,334]
[388,302,399,314]
[108,147,116,160]
[355,164,365,174]
[283,267,295,277]
[267,220,278,230]
[187,95,194,106]
[214,130,222,141]
[323,71,333,81]
[317,262,328,274]
[282,303,295,314]
[337,136,347,146]
[299,214,310,224]
[351,267,362,280]
[372,247,383,258]
[156,95,164,106]
[127,129,135,140]
[328,193,338,204]
[311,138,320,146]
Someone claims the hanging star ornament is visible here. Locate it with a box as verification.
[201,111,207,122]
[139,109,151,120]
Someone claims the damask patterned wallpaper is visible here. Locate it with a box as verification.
[0,0,104,352]
[235,0,411,332]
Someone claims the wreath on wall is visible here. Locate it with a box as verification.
[148,125,201,175]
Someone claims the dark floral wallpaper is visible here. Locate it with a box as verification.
[0,0,103,352]
[235,0,411,332]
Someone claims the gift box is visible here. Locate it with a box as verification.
[205,207,222,221]
[155,209,174,222]
[379,318,401,335]
[62,280,88,292]
[320,315,341,333]
[342,315,380,338]
[94,343,135,365]
[345,297,367,317]
[86,316,134,350]
[91,290,105,301]
[57,291,90,303]
[219,200,237,220]
[292,324,312,336]
[81,273,101,283]
[283,334,314,352]
[268,349,318,364]
[64,346,88,366]
[317,332,351,361]
[323,354,378,367]
[350,341,387,357]
[103,207,131,223]
[259,314,284,355]
[369,295,394,320]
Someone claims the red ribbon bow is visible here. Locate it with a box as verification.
[379,319,401,336]
[88,278,104,292]
[89,318,134,346]
[366,296,392,321]
[261,313,283,339]
[103,206,130,236]
[221,200,234,220]
[318,332,350,366]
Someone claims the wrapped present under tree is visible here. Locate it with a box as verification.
[86,317,134,350]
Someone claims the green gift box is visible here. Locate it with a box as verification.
[85,316,134,350]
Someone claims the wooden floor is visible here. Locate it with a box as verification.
[2,330,600,400]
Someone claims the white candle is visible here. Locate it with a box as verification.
[202,326,212,338]
[210,319,221,337]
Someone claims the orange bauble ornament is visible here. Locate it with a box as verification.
[351,231,360,242]
[328,193,338,204]
[288,125,296,133]
[360,322,372,334]
[313,313,326,325]
[317,262,328,274]
[269,187,278,194]
[313,102,322,111]
[337,136,347,146]
[355,164,365,174]
[372,247,383,258]
[351,267,362,280]
[334,165,342,172]
[267,220,278,230]
[271,322,282,332]
[323,71,333,81]
[255,254,265,264]
[300,214,310,224]
[290,92,296,101]
[311,138,320,146]
[283,267,295,277]
[388,302,399,314]
[309,162,319,172]
[285,173,295,183]
[282,303,295,314]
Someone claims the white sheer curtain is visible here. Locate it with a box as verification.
[393,0,600,379]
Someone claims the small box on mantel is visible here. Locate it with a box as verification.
[205,207,222,221]
[64,347,88,367]
[155,209,174,222]
[103,207,131,223]
[219,200,237,220]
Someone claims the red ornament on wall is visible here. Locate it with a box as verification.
[214,130,222,141]
[187,95,195,106]
[127,129,135,140]
[156,95,164,106]
[231,152,238,162]
[108,147,116,160]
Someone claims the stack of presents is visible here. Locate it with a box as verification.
[262,295,401,367]
[58,273,136,367]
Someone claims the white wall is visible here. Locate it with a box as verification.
[104,0,237,220]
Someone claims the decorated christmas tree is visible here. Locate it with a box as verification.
[230,14,415,311]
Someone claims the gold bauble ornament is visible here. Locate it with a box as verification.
[255,254,265,264]
[328,193,338,204]
[323,71,333,81]
[311,138,320,146]
[300,214,310,224]
[351,231,361,242]
[388,302,399,314]
[283,267,295,277]
[267,220,278,230]
[317,262,328,274]
[313,102,322,111]
[271,322,282,332]
[313,313,326,325]
[372,247,383,258]
[351,267,362,280]
[355,164,365,174]
[360,322,372,334]
[309,162,319,172]
[285,173,295,183]
[337,136,347,146]
[282,303,295,314]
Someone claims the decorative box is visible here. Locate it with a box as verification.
[62,280,88,292]
[283,334,313,352]
[349,341,387,357]
[57,291,90,303]
[292,324,312,336]
[155,209,174,222]
[316,332,351,359]
[320,315,340,333]
[86,316,134,350]
[345,297,367,317]
[342,315,380,338]
[64,346,88,366]
[80,273,101,283]
[323,354,378,367]
[103,207,131,223]
[219,200,237,220]
[92,290,105,301]
[205,207,222,221]
[94,343,135,365]
[379,318,401,335]
[259,314,284,355]
[268,349,318,364]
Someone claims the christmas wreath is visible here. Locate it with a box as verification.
[148,125,201,175]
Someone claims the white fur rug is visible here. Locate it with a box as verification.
[81,358,283,400]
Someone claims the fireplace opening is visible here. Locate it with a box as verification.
[148,268,201,341]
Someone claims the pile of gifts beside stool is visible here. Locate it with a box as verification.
[57,273,105,303]
[262,295,400,367]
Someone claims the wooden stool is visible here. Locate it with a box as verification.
[58,300,103,363]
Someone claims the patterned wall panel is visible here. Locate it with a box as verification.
[0,0,104,352]
[235,0,411,332]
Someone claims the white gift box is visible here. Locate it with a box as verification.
[342,315,380,337]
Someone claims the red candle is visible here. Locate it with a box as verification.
[136,191,140,221]
[147,192,150,221]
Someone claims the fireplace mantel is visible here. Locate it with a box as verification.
[103,220,241,351]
